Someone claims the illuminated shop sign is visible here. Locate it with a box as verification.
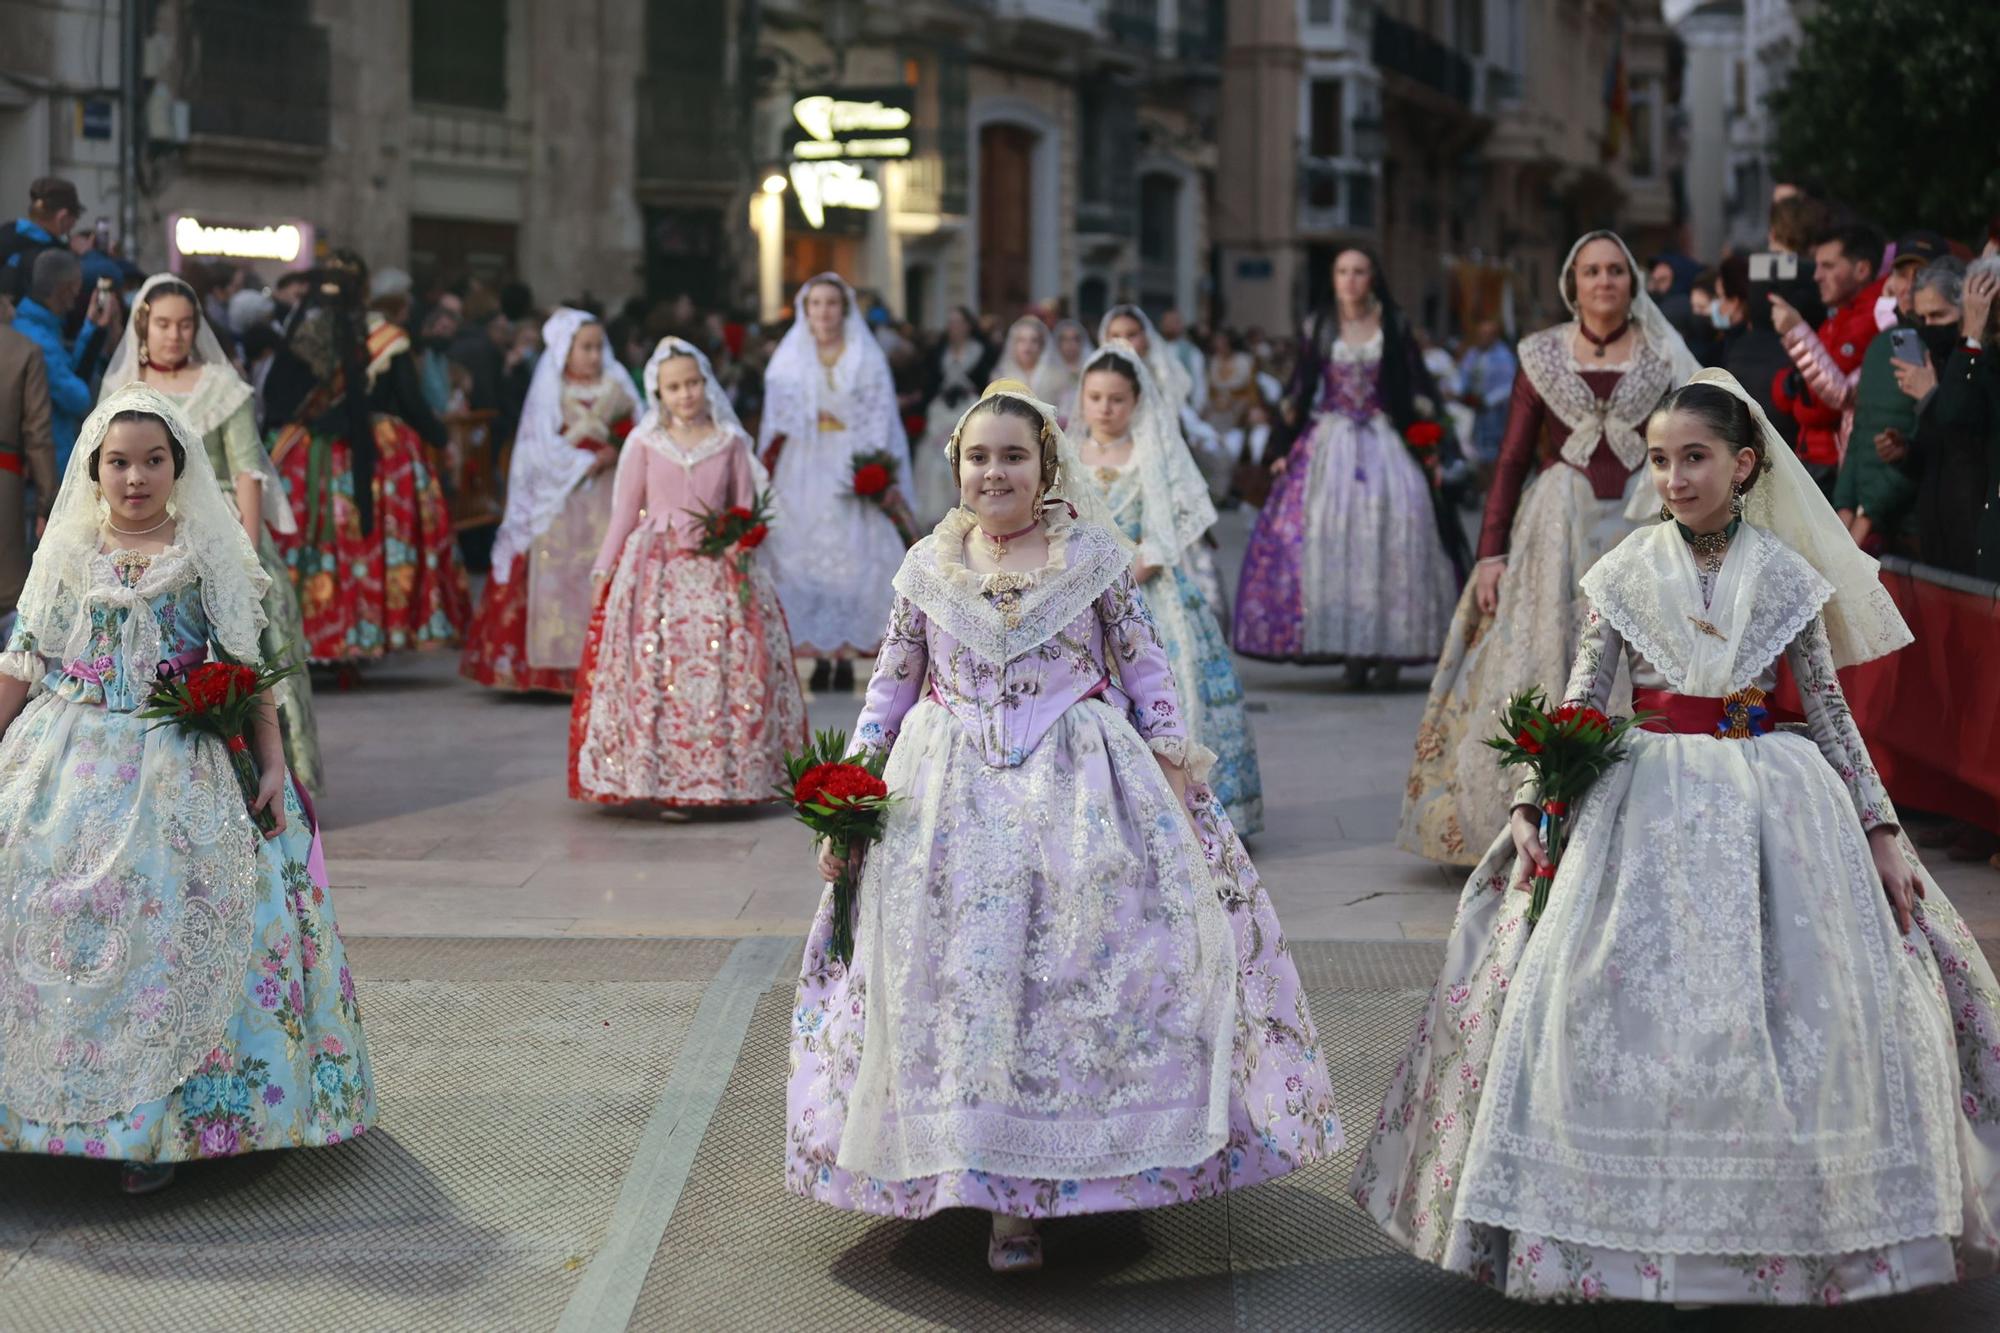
[787,87,915,162]
[789,159,882,230]
[169,214,311,264]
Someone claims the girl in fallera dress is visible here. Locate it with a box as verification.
[1231,246,1462,688]
[263,251,468,663]
[1399,230,1701,863]
[992,313,1065,407]
[99,274,324,793]
[568,338,806,808]
[1072,343,1263,835]
[1352,370,2000,1308]
[463,308,635,694]
[1044,318,1094,426]
[786,380,1339,1273]
[0,385,374,1194]
[758,273,910,695]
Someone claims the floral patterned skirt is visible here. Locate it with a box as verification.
[1352,740,2000,1306]
[461,553,577,694]
[787,700,1340,1218]
[1396,465,1635,864]
[1136,561,1263,836]
[568,534,806,806]
[271,415,469,664]
[0,707,375,1164]
[1233,410,1456,664]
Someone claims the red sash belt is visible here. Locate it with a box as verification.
[1632,687,1803,740]
[0,449,21,474]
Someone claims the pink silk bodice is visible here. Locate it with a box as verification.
[593,425,760,573]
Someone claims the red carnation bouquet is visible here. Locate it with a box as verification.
[1484,688,1649,925]
[849,449,921,547]
[1403,420,1443,451]
[138,660,300,835]
[778,729,896,966]
[689,488,775,604]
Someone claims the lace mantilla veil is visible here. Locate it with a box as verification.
[632,336,768,476]
[490,308,634,584]
[1682,367,1912,669]
[758,272,910,463]
[1073,342,1218,568]
[939,378,1125,545]
[100,272,294,536]
[7,382,270,690]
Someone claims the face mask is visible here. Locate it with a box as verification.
[1710,302,1733,330]
[1918,322,1961,363]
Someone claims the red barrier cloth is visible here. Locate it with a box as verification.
[1772,568,2000,833]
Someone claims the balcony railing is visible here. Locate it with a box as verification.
[184,0,330,148]
[408,106,530,166]
[1371,11,1475,106]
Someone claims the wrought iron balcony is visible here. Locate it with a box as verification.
[1371,11,1475,106]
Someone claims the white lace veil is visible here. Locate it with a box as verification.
[1679,368,1912,668]
[993,315,1063,404]
[1097,304,1196,410]
[941,377,1126,546]
[758,272,909,463]
[490,308,633,583]
[632,335,767,484]
[1560,230,1702,386]
[1074,341,1218,567]
[11,383,271,689]
[100,272,292,536]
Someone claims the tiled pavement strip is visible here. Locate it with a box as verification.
[7,510,2000,1329]
[5,936,1999,1331]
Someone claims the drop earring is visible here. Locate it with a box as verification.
[1730,482,1745,518]
[1659,501,1673,523]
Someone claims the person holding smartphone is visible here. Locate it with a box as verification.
[1830,231,1951,551]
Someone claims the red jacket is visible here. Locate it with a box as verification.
[1772,273,1887,468]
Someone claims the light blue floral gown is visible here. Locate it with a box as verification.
[0,546,375,1163]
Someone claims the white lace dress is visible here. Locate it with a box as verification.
[1351,521,2000,1305]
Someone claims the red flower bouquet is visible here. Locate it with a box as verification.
[779,729,896,966]
[1404,420,1443,450]
[138,660,300,835]
[849,450,921,547]
[1484,689,1650,925]
[689,488,776,604]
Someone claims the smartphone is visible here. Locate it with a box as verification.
[1747,252,1799,284]
[1889,327,1925,367]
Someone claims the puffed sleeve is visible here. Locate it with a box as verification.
[854,594,929,759]
[1785,612,1898,832]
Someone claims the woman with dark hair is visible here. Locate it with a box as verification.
[1398,231,1700,864]
[262,250,469,663]
[915,305,994,525]
[1232,245,1464,689]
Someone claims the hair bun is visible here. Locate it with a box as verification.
[984,378,1032,399]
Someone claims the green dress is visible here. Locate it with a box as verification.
[168,367,325,793]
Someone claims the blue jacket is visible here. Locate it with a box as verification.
[10,297,95,474]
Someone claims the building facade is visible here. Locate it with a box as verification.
[1218,0,1679,338]
[749,0,1223,329]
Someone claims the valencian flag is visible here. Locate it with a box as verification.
[1601,3,1629,163]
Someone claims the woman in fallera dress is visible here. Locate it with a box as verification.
[1398,230,1701,863]
[462,308,635,694]
[786,380,1339,1272]
[1044,318,1094,425]
[1352,370,2000,1308]
[0,385,374,1194]
[99,274,323,794]
[992,313,1065,407]
[568,337,806,808]
[1072,343,1263,835]
[1231,246,1462,689]
[263,251,469,663]
[758,273,910,694]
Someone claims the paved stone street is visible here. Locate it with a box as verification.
[6,513,1999,1331]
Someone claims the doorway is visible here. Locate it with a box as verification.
[978,123,1036,318]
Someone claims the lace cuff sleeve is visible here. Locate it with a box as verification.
[0,625,43,684]
[854,595,929,757]
[1786,613,1897,831]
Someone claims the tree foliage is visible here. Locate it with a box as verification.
[1769,0,2000,242]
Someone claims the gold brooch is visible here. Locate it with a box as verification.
[1687,615,1726,641]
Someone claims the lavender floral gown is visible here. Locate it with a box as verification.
[0,550,375,1164]
[1351,522,2000,1305]
[787,510,1340,1218]
[1234,330,1455,663]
